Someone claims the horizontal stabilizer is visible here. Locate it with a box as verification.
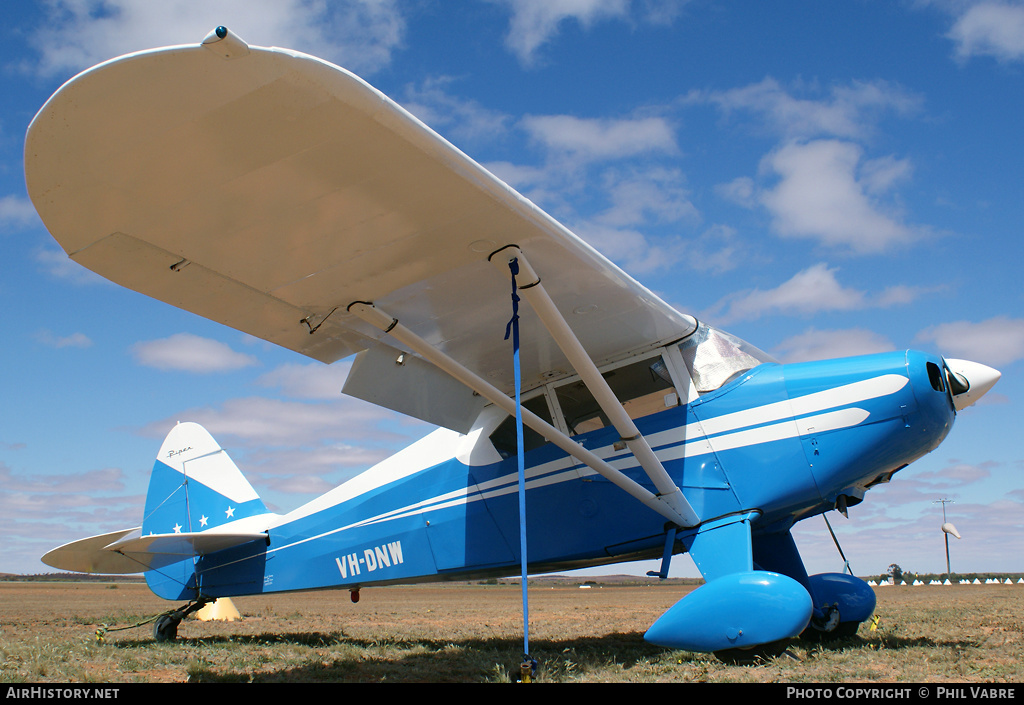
[42,527,143,575]
[41,527,268,575]
[107,530,269,559]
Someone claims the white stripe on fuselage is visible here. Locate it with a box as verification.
[263,374,906,556]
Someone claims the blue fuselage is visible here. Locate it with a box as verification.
[148,349,955,600]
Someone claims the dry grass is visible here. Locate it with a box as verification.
[1,580,1022,683]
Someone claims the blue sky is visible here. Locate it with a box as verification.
[1,0,1022,581]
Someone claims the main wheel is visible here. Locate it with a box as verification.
[153,614,180,642]
[713,639,790,665]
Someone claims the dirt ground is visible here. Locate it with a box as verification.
[2,580,1023,683]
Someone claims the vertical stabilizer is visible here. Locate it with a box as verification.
[142,422,267,538]
[142,422,269,599]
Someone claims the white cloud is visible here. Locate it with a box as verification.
[34,330,93,349]
[473,114,681,219]
[705,263,924,325]
[570,221,683,275]
[35,248,110,285]
[146,396,383,447]
[137,394,430,498]
[701,77,922,141]
[948,1,1024,62]
[859,154,915,195]
[485,161,550,189]
[494,0,686,65]
[572,221,741,278]
[0,195,40,230]
[131,333,259,373]
[772,327,895,364]
[593,167,698,227]
[912,460,997,489]
[140,393,425,451]
[916,316,1024,367]
[757,140,922,253]
[701,79,928,255]
[716,176,757,208]
[486,138,694,276]
[687,225,743,275]
[490,0,634,66]
[243,443,396,495]
[544,166,699,275]
[401,77,513,145]
[0,463,126,494]
[28,0,405,77]
[707,263,866,324]
[521,114,678,162]
[256,361,353,400]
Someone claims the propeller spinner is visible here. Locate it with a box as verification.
[944,358,1001,411]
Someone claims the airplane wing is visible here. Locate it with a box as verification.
[25,30,696,401]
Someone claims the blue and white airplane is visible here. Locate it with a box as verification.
[30,28,1000,660]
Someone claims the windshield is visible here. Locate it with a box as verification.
[678,323,776,395]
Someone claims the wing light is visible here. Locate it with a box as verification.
[201,26,250,60]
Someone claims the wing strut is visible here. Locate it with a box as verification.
[346,301,694,528]
[489,246,699,527]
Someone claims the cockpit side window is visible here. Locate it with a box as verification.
[553,354,678,436]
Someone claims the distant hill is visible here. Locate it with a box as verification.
[0,572,145,583]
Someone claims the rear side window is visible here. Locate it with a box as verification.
[489,394,555,458]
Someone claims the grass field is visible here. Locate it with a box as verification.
[1,580,1022,683]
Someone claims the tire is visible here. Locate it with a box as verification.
[153,614,180,642]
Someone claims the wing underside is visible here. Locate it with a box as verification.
[25,36,695,394]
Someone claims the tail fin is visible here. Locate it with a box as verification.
[142,422,267,537]
[142,422,271,600]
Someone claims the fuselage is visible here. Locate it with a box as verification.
[147,342,958,601]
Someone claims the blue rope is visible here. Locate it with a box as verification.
[503,257,530,660]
